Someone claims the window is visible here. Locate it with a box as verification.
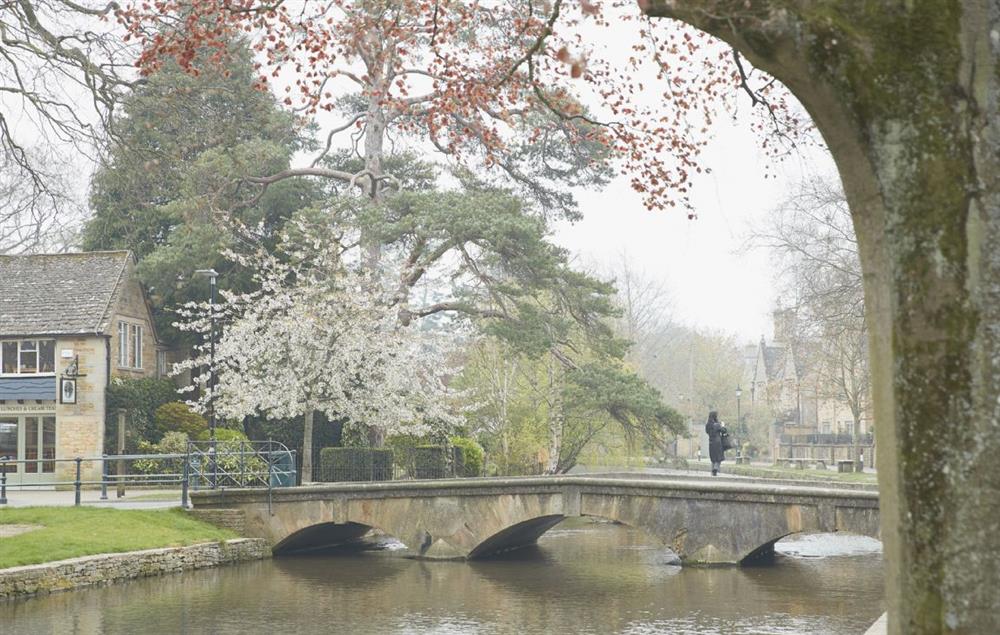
[0,340,55,376]
[38,341,55,373]
[131,324,143,369]
[19,340,37,373]
[118,322,128,367]
[117,321,143,370]
[1,342,15,374]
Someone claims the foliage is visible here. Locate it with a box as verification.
[450,437,485,477]
[457,335,683,475]
[245,412,343,475]
[121,2,805,214]
[154,402,208,439]
[0,507,236,569]
[318,448,393,482]
[105,377,179,451]
[195,428,247,443]
[134,431,189,475]
[83,39,320,346]
[174,216,462,443]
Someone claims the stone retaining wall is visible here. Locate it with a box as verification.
[0,538,270,600]
[186,508,247,534]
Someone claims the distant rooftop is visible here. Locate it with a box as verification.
[0,251,132,337]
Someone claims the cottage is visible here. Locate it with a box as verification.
[0,251,162,483]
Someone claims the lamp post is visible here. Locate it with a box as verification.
[193,269,218,441]
[193,269,218,489]
[735,385,743,461]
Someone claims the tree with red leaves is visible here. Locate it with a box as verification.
[116,0,801,217]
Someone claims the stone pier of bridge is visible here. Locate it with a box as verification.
[189,475,879,565]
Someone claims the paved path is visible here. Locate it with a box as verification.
[0,488,181,509]
[865,612,888,634]
[0,524,42,538]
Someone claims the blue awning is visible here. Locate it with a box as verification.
[0,377,57,400]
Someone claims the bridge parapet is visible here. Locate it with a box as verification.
[190,476,879,565]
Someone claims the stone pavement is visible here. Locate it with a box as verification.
[0,488,181,509]
[864,612,887,634]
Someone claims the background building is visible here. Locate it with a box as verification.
[0,251,162,482]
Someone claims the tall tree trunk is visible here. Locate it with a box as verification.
[302,408,314,483]
[545,358,564,475]
[644,3,1000,632]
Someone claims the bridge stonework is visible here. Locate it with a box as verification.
[189,476,880,565]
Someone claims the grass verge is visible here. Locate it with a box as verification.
[682,460,878,485]
[0,507,237,569]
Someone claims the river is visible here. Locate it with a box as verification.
[2,518,884,634]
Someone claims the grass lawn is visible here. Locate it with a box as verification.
[0,507,237,569]
[742,465,877,484]
[681,460,879,485]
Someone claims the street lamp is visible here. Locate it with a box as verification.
[735,385,743,461]
[193,269,218,441]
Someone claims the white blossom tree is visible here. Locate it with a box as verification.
[175,218,462,481]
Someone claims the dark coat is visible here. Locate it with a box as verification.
[706,420,726,463]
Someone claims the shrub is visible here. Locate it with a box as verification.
[134,432,190,475]
[319,447,393,482]
[450,437,485,477]
[195,427,247,442]
[155,402,208,438]
[104,377,178,450]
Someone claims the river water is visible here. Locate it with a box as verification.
[2,519,884,635]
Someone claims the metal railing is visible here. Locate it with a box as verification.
[0,440,296,508]
[779,432,874,445]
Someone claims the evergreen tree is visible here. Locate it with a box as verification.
[83,40,320,345]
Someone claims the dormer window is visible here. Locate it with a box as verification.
[0,339,56,375]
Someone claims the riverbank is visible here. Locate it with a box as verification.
[0,507,236,568]
[0,538,269,600]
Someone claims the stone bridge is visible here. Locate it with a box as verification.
[189,475,880,565]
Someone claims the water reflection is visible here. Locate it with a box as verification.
[1,519,884,635]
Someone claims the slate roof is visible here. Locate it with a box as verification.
[762,344,787,380]
[0,251,131,337]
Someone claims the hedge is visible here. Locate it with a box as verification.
[410,445,448,479]
[319,447,393,482]
[450,437,485,477]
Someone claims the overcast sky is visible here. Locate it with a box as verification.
[554,111,838,344]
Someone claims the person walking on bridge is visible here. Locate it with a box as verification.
[705,411,726,476]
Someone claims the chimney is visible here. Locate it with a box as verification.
[773,308,797,344]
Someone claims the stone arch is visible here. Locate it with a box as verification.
[272,521,375,554]
[467,514,566,559]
